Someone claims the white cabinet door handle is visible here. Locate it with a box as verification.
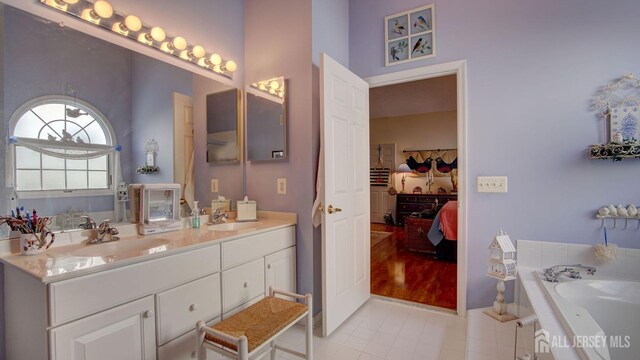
[189,304,198,311]
[267,264,272,269]
[143,310,153,318]
[190,350,197,358]
[243,282,248,288]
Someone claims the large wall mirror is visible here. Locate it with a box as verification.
[0,3,243,237]
[246,77,287,161]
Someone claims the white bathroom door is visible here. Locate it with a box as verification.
[320,53,370,336]
[173,93,194,204]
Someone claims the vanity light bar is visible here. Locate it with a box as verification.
[39,0,237,78]
[251,78,284,98]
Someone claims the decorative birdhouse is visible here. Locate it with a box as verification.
[484,230,519,322]
[487,231,517,281]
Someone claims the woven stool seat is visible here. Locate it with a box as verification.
[205,296,308,353]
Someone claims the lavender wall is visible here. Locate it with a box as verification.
[312,0,350,67]
[245,0,319,312]
[349,0,640,309]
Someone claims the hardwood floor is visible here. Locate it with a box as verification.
[371,223,457,310]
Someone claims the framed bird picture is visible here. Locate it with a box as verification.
[384,4,436,66]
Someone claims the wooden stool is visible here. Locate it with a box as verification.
[196,288,313,360]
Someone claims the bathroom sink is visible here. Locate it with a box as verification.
[209,222,258,231]
[71,238,170,257]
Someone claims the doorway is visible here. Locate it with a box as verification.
[366,61,468,316]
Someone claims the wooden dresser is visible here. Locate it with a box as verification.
[396,193,457,226]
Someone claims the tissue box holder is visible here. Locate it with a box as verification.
[236,201,257,222]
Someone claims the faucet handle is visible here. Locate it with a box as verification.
[568,270,582,279]
[79,216,96,230]
[98,219,112,231]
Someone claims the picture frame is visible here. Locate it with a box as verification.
[272,150,284,159]
[385,4,436,67]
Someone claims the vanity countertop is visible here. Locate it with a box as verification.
[0,213,296,283]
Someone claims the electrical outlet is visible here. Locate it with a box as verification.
[477,176,508,193]
[211,179,219,193]
[277,178,287,194]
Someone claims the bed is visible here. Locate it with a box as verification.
[427,200,458,261]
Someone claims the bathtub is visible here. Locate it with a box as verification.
[538,275,640,360]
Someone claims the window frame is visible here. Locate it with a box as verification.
[8,95,118,198]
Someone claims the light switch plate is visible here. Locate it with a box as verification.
[277,178,287,194]
[211,179,219,193]
[477,176,508,193]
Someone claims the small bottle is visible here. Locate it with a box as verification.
[191,201,200,229]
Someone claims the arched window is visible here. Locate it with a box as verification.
[9,95,116,194]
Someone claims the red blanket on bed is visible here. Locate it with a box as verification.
[440,201,458,240]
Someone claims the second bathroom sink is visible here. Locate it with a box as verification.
[209,222,258,231]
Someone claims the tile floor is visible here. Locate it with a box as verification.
[270,298,467,360]
[465,308,524,360]
[211,299,525,360]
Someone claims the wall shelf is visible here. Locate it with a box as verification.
[588,143,640,161]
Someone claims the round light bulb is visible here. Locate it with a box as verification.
[269,80,280,90]
[93,0,113,18]
[172,36,187,50]
[209,53,222,66]
[53,0,78,10]
[124,15,142,32]
[259,84,266,91]
[212,65,222,73]
[225,60,237,72]
[192,45,205,59]
[150,27,166,42]
[269,88,276,94]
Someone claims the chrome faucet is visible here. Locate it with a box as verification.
[543,264,596,282]
[208,208,229,224]
[88,219,119,244]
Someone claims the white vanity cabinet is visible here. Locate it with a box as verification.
[265,246,297,296]
[3,224,296,360]
[50,296,156,360]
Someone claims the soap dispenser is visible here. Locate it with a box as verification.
[191,201,201,229]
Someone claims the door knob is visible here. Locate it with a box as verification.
[189,304,198,311]
[143,310,153,318]
[327,205,342,214]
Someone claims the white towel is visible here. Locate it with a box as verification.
[183,150,195,205]
[312,131,324,228]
